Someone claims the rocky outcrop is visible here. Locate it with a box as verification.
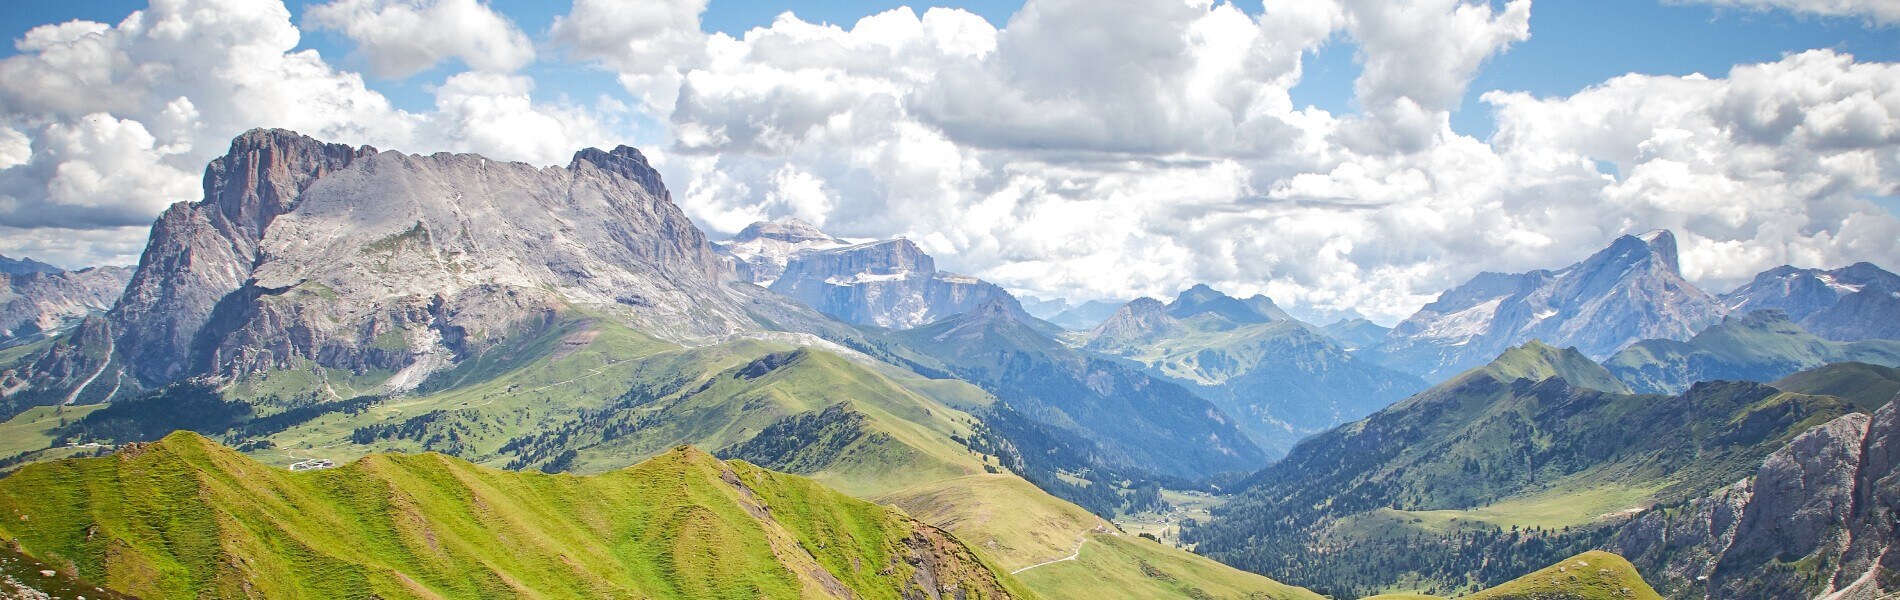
[716,218,853,285]
[767,237,1024,329]
[0,264,131,343]
[1722,262,1899,342]
[1364,230,1727,381]
[1607,398,1900,599]
[112,129,374,384]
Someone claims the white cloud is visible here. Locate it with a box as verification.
[549,0,709,114]
[0,0,628,267]
[1672,0,1900,25]
[303,0,535,78]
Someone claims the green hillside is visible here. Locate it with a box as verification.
[1605,310,1900,394]
[1187,343,1877,597]
[1014,533,1324,600]
[1464,551,1660,600]
[0,432,1030,599]
[1770,361,1900,411]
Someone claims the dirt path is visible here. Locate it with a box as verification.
[62,337,113,405]
[1010,536,1088,575]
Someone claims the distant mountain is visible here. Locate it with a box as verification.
[1016,295,1072,320]
[1047,299,1124,331]
[0,254,61,276]
[1321,317,1389,350]
[1082,285,1425,457]
[1609,394,1900,598]
[1605,309,1900,394]
[0,264,130,343]
[1186,343,1875,596]
[884,299,1267,481]
[766,236,1027,329]
[0,432,1032,599]
[1721,262,1899,342]
[1362,230,1726,382]
[715,218,853,284]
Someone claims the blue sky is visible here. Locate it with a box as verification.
[5,0,1892,141]
[1,0,1896,319]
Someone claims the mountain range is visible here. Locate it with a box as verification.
[5,128,1900,599]
[1081,285,1425,457]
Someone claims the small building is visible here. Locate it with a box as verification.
[288,458,335,472]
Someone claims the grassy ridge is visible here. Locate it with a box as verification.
[1465,551,1660,600]
[1013,533,1324,600]
[0,432,1029,599]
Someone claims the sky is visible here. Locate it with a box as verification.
[0,0,1897,324]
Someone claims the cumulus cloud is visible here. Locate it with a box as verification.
[549,0,709,114]
[1672,0,1900,25]
[303,0,535,78]
[0,0,626,266]
[638,0,1900,323]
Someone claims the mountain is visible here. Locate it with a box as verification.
[8,129,807,407]
[1605,309,1900,394]
[1082,285,1426,457]
[0,264,131,343]
[0,254,61,276]
[1363,230,1727,382]
[1321,316,1389,350]
[883,299,1267,481]
[1608,395,1900,598]
[716,217,854,284]
[1047,299,1124,331]
[1721,262,1900,341]
[0,432,1032,599]
[765,236,1027,330]
[1185,343,1876,596]
[1017,295,1072,320]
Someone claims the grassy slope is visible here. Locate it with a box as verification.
[1464,551,1660,600]
[0,432,1030,599]
[1770,361,1900,412]
[1014,534,1324,600]
[0,404,104,460]
[1605,312,1900,394]
[879,473,1108,570]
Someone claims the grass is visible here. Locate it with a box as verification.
[1115,488,1225,547]
[0,404,104,459]
[878,473,1107,571]
[0,432,1029,599]
[1014,533,1324,600]
[1389,481,1666,532]
[1464,551,1660,600]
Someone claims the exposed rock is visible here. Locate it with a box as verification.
[716,218,852,285]
[767,237,1025,329]
[0,254,61,276]
[1365,230,1727,381]
[1322,317,1391,350]
[112,129,375,385]
[0,265,131,343]
[1722,262,1900,342]
[1607,398,1900,599]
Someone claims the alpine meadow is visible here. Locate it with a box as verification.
[1,0,1898,598]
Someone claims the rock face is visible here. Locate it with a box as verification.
[0,263,131,343]
[89,129,759,392]
[112,130,376,384]
[716,218,853,285]
[1607,398,1900,599]
[0,254,62,276]
[1364,230,1727,381]
[1722,263,1900,342]
[765,236,1024,329]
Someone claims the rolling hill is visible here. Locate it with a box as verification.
[1604,309,1900,394]
[0,432,1030,599]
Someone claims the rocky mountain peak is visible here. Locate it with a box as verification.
[206,128,377,244]
[732,218,842,245]
[1164,284,1280,324]
[569,145,666,199]
[0,254,63,276]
